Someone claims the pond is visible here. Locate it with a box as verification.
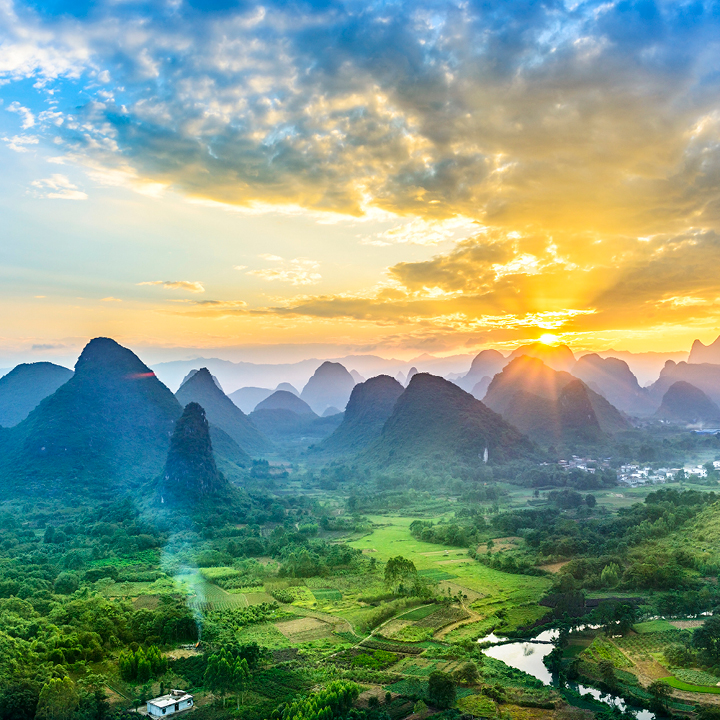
[480,631,655,720]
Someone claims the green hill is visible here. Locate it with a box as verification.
[359,373,535,471]
[160,402,227,501]
[0,338,248,494]
[176,367,271,456]
[654,381,720,424]
[320,374,403,456]
[0,362,73,427]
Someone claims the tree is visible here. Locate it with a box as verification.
[693,614,720,663]
[585,494,597,509]
[383,556,417,593]
[232,657,250,709]
[598,660,616,689]
[428,671,456,709]
[204,651,234,707]
[453,661,479,685]
[648,681,671,713]
[53,572,79,595]
[600,563,620,588]
[36,678,79,720]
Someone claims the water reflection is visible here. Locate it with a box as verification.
[480,631,654,720]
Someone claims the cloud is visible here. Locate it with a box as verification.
[7,101,35,129]
[138,280,205,293]
[31,343,64,350]
[100,296,121,302]
[247,256,321,286]
[30,174,87,199]
[2,134,39,152]
[6,0,720,347]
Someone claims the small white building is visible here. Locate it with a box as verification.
[147,690,194,716]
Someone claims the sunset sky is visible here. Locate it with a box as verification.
[3,0,720,365]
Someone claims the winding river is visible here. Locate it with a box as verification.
[479,630,655,720]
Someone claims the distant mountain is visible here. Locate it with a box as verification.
[471,377,492,400]
[276,382,299,396]
[255,390,316,415]
[349,370,365,384]
[395,371,406,385]
[179,368,223,391]
[655,381,720,425]
[320,375,404,456]
[160,402,227,500]
[175,367,271,456]
[689,335,720,364]
[484,356,630,445]
[228,387,273,413]
[573,354,655,416]
[322,406,342,417]
[248,408,342,448]
[0,338,248,493]
[300,362,355,414]
[0,362,74,427]
[456,350,506,392]
[360,373,535,471]
[649,361,720,407]
[405,367,418,386]
[508,343,576,372]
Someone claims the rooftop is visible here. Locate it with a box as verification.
[148,691,193,708]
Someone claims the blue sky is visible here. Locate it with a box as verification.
[3,0,720,366]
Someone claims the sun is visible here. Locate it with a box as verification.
[539,333,559,345]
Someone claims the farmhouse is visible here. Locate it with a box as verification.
[147,690,194,716]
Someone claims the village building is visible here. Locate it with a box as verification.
[147,690,194,716]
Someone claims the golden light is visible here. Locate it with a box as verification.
[539,333,559,345]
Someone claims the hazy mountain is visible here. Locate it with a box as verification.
[405,367,418,386]
[395,371,406,385]
[300,361,356,414]
[160,402,227,500]
[594,349,688,386]
[471,377,493,400]
[655,381,720,425]
[276,382,299,396]
[360,373,535,471]
[228,387,273,413]
[573,353,655,415]
[689,335,720,364]
[508,343,576,372]
[248,408,342,448]
[649,361,720,407]
[484,356,630,445]
[175,367,271,456]
[255,390,316,415]
[456,349,506,392]
[349,370,365,384]
[322,406,342,417]
[0,362,74,427]
[179,368,223,390]
[320,375,404,456]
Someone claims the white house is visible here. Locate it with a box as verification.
[147,690,194,716]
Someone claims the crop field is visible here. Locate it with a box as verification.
[348,516,551,605]
[311,588,342,602]
[671,668,720,686]
[581,637,633,668]
[274,616,335,643]
[633,619,677,634]
[398,604,439,621]
[662,677,720,694]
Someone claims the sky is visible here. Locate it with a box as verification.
[3,0,720,366]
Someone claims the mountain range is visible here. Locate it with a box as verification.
[654,381,720,425]
[484,356,630,446]
[360,373,536,471]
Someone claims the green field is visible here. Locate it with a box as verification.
[662,677,720,694]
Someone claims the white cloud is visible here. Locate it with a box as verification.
[247,256,322,286]
[137,280,205,293]
[2,133,39,152]
[30,174,87,200]
[7,101,35,129]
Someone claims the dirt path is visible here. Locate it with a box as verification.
[435,602,481,640]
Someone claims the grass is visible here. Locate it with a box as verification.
[457,694,496,716]
[633,619,677,634]
[398,604,439,621]
[311,588,342,602]
[661,677,720,694]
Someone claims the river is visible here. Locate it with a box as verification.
[479,630,655,719]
